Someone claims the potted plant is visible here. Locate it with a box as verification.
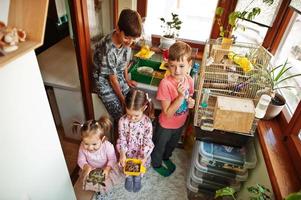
[215,0,274,48]
[159,13,182,49]
[256,60,301,119]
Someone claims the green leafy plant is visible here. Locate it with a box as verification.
[247,184,271,200]
[284,191,301,200]
[160,13,182,38]
[215,187,237,200]
[215,184,272,200]
[256,59,301,104]
[215,0,274,38]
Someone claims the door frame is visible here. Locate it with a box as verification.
[69,0,118,120]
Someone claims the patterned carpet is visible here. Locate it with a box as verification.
[106,148,190,200]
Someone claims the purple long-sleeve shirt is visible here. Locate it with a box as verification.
[77,140,117,169]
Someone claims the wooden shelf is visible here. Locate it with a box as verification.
[1,40,41,66]
[0,0,48,67]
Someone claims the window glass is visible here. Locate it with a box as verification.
[232,20,268,44]
[235,0,282,27]
[232,0,282,45]
[290,0,301,14]
[145,0,218,42]
[273,13,301,115]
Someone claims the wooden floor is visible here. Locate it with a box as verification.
[57,125,80,184]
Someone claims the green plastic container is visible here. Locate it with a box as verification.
[129,59,165,86]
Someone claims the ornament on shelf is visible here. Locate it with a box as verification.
[0,21,26,53]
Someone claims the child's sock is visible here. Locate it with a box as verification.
[163,159,176,173]
[133,176,142,193]
[124,176,133,192]
[153,166,171,177]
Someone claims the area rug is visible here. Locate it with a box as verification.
[106,148,190,200]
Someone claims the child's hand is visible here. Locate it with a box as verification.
[82,164,92,182]
[119,153,126,167]
[188,96,195,109]
[127,80,137,87]
[177,78,185,97]
[141,158,147,167]
[83,164,92,176]
[103,166,111,180]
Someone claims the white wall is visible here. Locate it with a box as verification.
[0,52,76,200]
[0,0,10,23]
[118,0,137,16]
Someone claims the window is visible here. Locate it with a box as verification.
[273,13,301,115]
[144,0,218,42]
[232,0,282,45]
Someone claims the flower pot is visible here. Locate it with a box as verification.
[263,93,286,120]
[160,36,176,49]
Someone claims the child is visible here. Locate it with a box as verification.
[116,89,155,192]
[93,9,142,121]
[151,41,195,177]
[75,117,122,199]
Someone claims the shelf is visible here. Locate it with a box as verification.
[0,0,48,67]
[1,40,41,67]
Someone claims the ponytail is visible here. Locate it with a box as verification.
[97,116,112,136]
[144,93,155,120]
[72,116,112,140]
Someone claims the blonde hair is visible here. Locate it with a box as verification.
[168,41,192,62]
[72,116,112,140]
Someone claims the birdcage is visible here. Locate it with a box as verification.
[194,40,272,141]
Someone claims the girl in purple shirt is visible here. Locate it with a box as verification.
[116,89,155,193]
[75,117,122,199]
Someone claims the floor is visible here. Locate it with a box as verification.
[56,125,80,184]
[107,148,190,200]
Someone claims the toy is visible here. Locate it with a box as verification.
[134,44,154,59]
[0,21,26,53]
[124,158,146,176]
[83,168,106,192]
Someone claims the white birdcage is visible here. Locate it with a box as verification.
[194,39,272,136]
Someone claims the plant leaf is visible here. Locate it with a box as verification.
[229,12,239,26]
[216,7,224,16]
[263,0,274,6]
[275,74,301,86]
[285,191,301,200]
[273,60,290,81]
[215,187,236,198]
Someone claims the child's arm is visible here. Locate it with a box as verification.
[116,118,128,167]
[104,142,117,178]
[109,74,126,104]
[160,80,185,118]
[77,146,92,178]
[141,119,154,165]
[124,62,137,87]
